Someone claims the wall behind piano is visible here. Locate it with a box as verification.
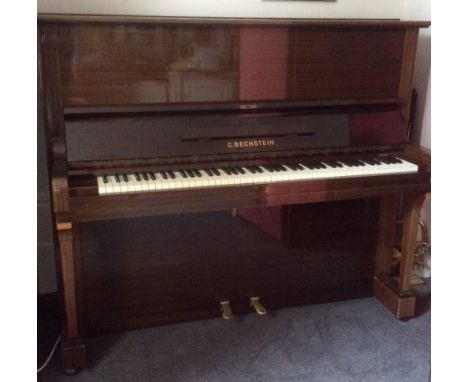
[36,0,431,293]
[37,0,405,19]
[403,0,431,150]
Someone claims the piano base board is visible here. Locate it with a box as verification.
[61,338,87,373]
[373,276,416,319]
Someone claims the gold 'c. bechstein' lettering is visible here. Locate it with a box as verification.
[227,139,275,149]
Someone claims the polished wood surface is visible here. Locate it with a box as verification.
[38,15,431,372]
[399,194,426,292]
[373,276,416,319]
[39,21,416,110]
[374,195,399,278]
[80,210,375,335]
[65,112,351,162]
[239,199,378,249]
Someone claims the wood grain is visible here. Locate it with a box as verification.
[399,194,426,292]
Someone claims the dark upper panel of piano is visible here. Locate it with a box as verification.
[38,15,430,169]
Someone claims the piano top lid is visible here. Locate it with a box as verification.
[37,13,431,28]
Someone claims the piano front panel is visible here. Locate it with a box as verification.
[79,205,377,334]
[56,22,407,107]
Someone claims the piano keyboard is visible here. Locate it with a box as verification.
[96,157,418,195]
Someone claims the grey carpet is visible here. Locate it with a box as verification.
[39,297,430,382]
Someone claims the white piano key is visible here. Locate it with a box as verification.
[119,175,130,193]
[154,174,165,191]
[146,174,157,191]
[166,173,182,190]
[172,172,185,189]
[97,176,106,195]
[204,172,217,187]
[141,175,151,191]
[108,176,120,194]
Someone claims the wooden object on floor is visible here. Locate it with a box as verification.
[373,277,416,319]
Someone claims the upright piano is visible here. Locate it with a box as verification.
[38,14,431,373]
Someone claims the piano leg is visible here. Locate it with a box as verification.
[57,221,87,373]
[399,194,427,293]
[373,194,426,319]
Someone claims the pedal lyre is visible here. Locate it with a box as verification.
[220,300,233,320]
[250,297,267,315]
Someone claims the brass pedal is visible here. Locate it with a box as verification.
[250,297,267,315]
[220,301,233,320]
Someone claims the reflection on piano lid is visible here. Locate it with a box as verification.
[96,157,418,195]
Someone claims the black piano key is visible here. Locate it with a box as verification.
[377,157,394,165]
[141,172,148,181]
[103,175,108,183]
[246,166,256,174]
[160,171,168,180]
[253,165,263,173]
[135,173,141,181]
[204,168,213,176]
[235,166,245,174]
[212,168,221,176]
[360,158,377,166]
[149,172,156,180]
[304,163,321,170]
[123,174,129,182]
[323,160,340,168]
[168,170,176,179]
[114,174,120,182]
[341,160,358,167]
[277,165,288,171]
[186,169,195,178]
[285,164,298,171]
[179,169,187,178]
[230,167,239,175]
[295,164,305,170]
[389,156,402,163]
